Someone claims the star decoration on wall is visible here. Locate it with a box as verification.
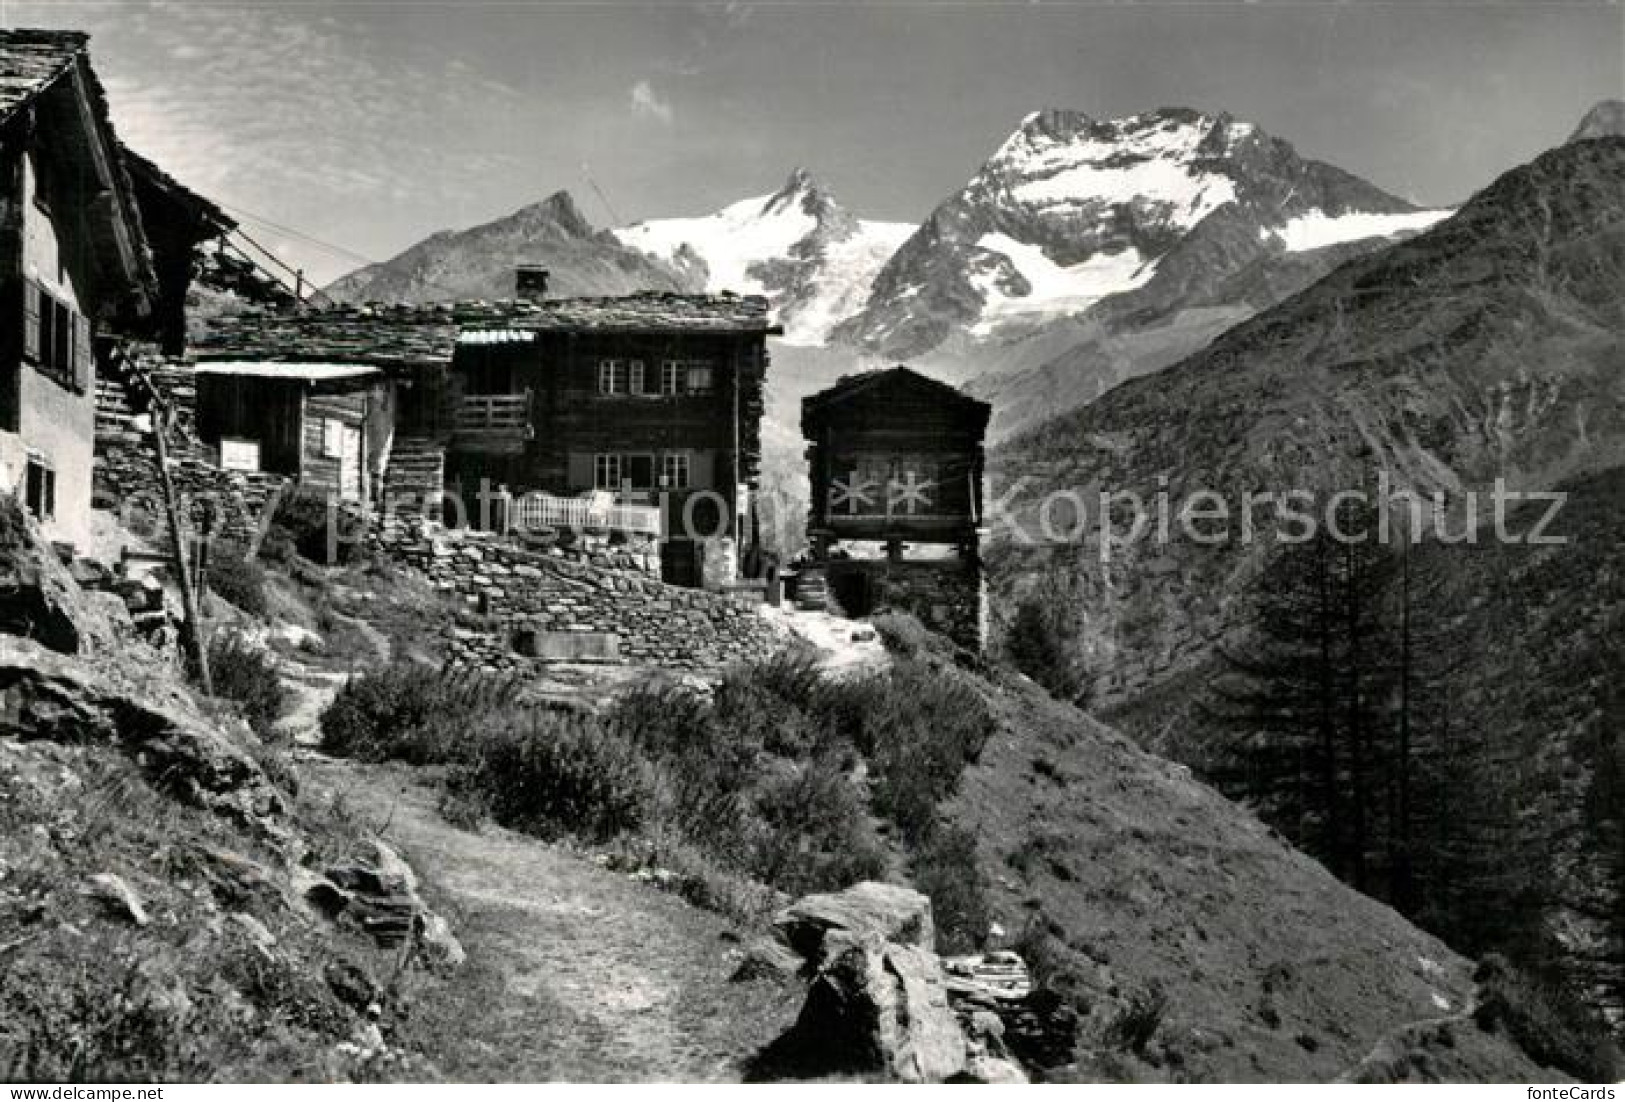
[888,472,936,514]
[830,473,878,514]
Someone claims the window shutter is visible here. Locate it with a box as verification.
[21,280,41,362]
[72,313,92,392]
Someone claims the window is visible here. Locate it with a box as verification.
[625,454,655,490]
[23,281,86,392]
[593,453,622,489]
[661,360,684,396]
[660,452,691,490]
[24,455,55,521]
[597,359,627,395]
[628,360,646,396]
[685,363,715,395]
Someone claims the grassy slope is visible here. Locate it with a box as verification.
[938,659,1557,1082]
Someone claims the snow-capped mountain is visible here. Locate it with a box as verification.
[612,169,912,345]
[836,107,1450,360]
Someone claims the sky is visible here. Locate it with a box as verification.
[4,0,1621,285]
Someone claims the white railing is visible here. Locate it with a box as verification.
[510,491,663,537]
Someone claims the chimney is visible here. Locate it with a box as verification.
[515,265,551,302]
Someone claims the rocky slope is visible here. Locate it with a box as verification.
[937,654,1560,1082]
[986,135,1625,1031]
[0,501,467,1081]
[325,191,700,303]
[613,168,913,345]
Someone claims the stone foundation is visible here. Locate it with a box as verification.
[823,554,985,652]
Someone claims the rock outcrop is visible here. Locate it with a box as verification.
[0,634,283,824]
[757,882,1037,1083]
[772,880,936,966]
[0,497,109,656]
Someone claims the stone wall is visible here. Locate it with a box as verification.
[373,516,786,673]
[825,555,985,651]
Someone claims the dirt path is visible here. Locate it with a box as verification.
[303,756,795,1081]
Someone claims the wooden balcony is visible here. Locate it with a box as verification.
[510,491,663,537]
[452,394,531,453]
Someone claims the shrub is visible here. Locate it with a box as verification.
[319,663,517,764]
[871,612,934,658]
[750,759,888,895]
[911,823,990,954]
[464,710,653,843]
[206,545,269,618]
[205,633,288,741]
[856,659,997,842]
[262,487,367,565]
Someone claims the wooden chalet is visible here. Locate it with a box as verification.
[1,29,158,549]
[451,288,780,586]
[802,365,990,552]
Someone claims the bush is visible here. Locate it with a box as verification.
[262,487,367,565]
[319,663,516,764]
[911,824,990,954]
[464,711,653,843]
[206,633,287,741]
[206,545,269,618]
[750,759,888,895]
[871,612,934,658]
[854,659,997,842]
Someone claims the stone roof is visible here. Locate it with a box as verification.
[193,305,470,368]
[0,29,84,127]
[197,292,782,367]
[474,291,783,335]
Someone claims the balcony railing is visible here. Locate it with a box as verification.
[453,394,531,451]
[510,491,663,537]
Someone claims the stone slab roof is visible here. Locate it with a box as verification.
[474,291,782,335]
[198,292,781,367]
[194,305,469,368]
[0,29,83,126]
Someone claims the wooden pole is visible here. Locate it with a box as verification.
[152,407,211,693]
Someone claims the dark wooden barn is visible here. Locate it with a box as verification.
[802,366,990,552]
[193,363,389,504]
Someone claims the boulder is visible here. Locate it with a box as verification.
[417,912,466,968]
[761,932,967,1083]
[0,498,109,655]
[773,881,936,967]
[0,637,282,824]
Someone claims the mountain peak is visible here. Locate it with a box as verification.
[1568,99,1625,143]
[511,190,595,237]
[761,166,838,219]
